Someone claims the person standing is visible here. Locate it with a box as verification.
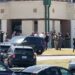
[45,33,49,50]
[51,31,56,48]
[57,32,63,50]
[53,33,59,50]
[65,32,70,48]
[73,38,75,52]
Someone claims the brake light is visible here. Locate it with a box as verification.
[12,54,15,58]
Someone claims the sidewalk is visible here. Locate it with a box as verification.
[42,48,75,56]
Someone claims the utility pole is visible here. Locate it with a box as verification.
[43,0,51,33]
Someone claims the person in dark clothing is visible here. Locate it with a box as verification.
[0,31,4,42]
[45,33,49,50]
[73,38,75,52]
[51,31,55,48]
[57,32,63,50]
[65,32,70,48]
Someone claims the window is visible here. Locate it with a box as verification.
[15,48,33,55]
[48,68,59,75]
[33,20,38,33]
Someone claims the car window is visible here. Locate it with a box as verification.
[25,37,43,45]
[38,68,59,75]
[0,46,10,52]
[48,68,59,75]
[70,69,75,75]
[60,68,73,75]
[7,47,14,55]
[14,48,33,55]
[0,64,6,71]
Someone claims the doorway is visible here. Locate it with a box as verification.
[11,19,22,34]
[33,20,38,33]
[60,20,71,48]
[7,19,22,38]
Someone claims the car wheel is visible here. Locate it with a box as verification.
[36,50,43,55]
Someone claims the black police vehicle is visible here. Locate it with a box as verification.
[7,45,36,67]
[23,36,46,55]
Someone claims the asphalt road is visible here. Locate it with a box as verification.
[11,55,75,72]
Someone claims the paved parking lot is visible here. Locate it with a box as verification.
[42,48,75,56]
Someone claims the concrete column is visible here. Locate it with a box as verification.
[71,20,75,48]
[1,20,7,32]
[52,20,55,32]
[22,20,33,36]
[1,19,7,41]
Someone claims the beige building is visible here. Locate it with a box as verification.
[0,0,75,47]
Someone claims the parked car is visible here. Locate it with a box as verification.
[15,64,73,75]
[0,35,27,49]
[0,43,10,52]
[0,35,27,60]
[0,35,27,53]
[0,61,14,75]
[69,60,75,74]
[7,45,36,67]
[0,43,11,62]
[23,36,46,55]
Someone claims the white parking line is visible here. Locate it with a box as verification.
[37,56,75,61]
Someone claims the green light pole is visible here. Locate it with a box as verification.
[43,0,51,33]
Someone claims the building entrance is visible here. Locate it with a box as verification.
[60,20,71,48]
[11,19,22,33]
[7,19,22,38]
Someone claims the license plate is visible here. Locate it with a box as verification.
[22,56,27,59]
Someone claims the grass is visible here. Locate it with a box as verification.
[37,59,75,68]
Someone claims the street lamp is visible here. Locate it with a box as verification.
[43,0,51,48]
[43,0,51,33]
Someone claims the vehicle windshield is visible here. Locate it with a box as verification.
[25,37,43,45]
[9,36,25,44]
[14,48,33,55]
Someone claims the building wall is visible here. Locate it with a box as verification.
[22,20,33,35]
[0,1,75,47]
[0,1,74,19]
[38,20,44,33]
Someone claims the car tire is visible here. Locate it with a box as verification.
[36,50,43,55]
